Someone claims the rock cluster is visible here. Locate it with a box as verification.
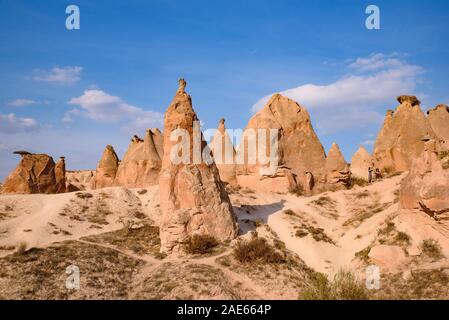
[113,129,163,188]
[373,96,439,173]
[2,151,66,194]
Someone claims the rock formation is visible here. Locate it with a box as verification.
[114,129,162,188]
[427,104,449,150]
[236,93,326,193]
[400,138,449,220]
[54,157,67,193]
[324,143,351,188]
[350,146,373,181]
[2,151,60,194]
[91,145,120,189]
[66,170,94,191]
[159,79,238,254]
[373,96,439,172]
[209,118,237,186]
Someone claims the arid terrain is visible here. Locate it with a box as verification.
[1,83,448,300]
[1,172,448,299]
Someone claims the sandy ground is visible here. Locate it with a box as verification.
[1,174,449,299]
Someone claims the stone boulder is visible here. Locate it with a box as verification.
[350,146,373,181]
[400,139,449,220]
[91,145,120,189]
[159,79,238,254]
[236,93,325,193]
[2,151,60,194]
[209,118,237,186]
[373,96,439,173]
[324,143,351,188]
[114,129,162,188]
[427,104,449,150]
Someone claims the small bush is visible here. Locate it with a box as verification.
[311,196,334,207]
[299,270,369,300]
[15,242,28,255]
[233,238,285,264]
[289,184,304,196]
[395,231,411,245]
[186,234,219,255]
[355,190,370,199]
[137,189,147,195]
[75,192,93,199]
[420,239,444,260]
[283,209,296,216]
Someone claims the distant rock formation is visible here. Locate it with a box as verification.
[2,152,63,194]
[324,143,351,188]
[350,146,373,181]
[400,138,449,220]
[91,145,119,189]
[54,157,67,193]
[66,170,94,191]
[209,118,237,186]
[427,104,449,150]
[236,93,325,193]
[114,129,162,188]
[159,79,238,254]
[373,96,439,173]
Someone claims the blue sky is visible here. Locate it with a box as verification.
[1,0,449,180]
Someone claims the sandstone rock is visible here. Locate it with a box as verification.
[236,93,325,193]
[2,152,58,194]
[373,96,439,172]
[92,145,119,189]
[66,170,94,191]
[114,129,162,188]
[152,128,164,159]
[54,157,67,193]
[400,139,449,220]
[368,245,406,270]
[325,143,351,188]
[427,104,449,150]
[350,146,373,181]
[209,118,237,186]
[159,79,238,254]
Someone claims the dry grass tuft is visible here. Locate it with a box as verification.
[420,239,444,260]
[185,235,219,255]
[299,269,369,300]
[233,238,285,264]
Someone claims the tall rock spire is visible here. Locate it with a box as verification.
[159,79,238,254]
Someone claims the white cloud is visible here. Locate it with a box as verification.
[8,99,36,107]
[0,113,39,134]
[251,53,424,134]
[66,89,163,132]
[33,66,82,85]
[361,139,375,146]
